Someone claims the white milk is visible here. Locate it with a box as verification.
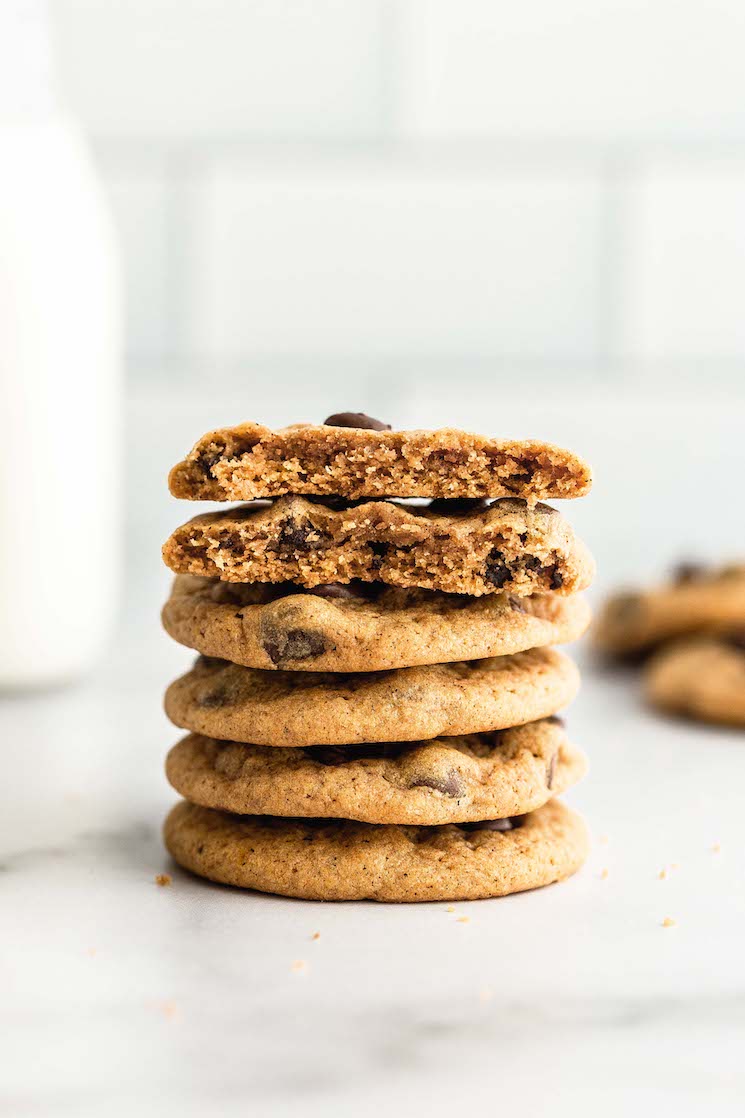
[0,2,122,687]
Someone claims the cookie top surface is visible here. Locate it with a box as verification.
[163,647,580,747]
[166,718,587,825]
[162,495,595,599]
[168,418,592,504]
[163,798,589,902]
[645,636,745,727]
[595,563,745,656]
[162,575,591,673]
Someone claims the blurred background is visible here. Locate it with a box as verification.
[3,0,745,681]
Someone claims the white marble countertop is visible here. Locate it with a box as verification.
[4,638,745,1117]
[4,384,745,1116]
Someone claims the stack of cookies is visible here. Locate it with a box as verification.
[160,414,595,902]
[596,563,745,727]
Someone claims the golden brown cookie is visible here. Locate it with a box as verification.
[168,418,592,504]
[163,648,580,747]
[163,798,588,902]
[595,563,745,657]
[162,575,592,672]
[165,719,587,825]
[645,636,745,727]
[162,496,594,599]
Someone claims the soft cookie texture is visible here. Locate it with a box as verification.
[645,637,745,726]
[165,719,587,825]
[595,563,745,657]
[163,798,589,902]
[162,496,594,599]
[168,419,592,505]
[163,648,580,747]
[162,575,592,673]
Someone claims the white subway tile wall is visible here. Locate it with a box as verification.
[51,0,745,387]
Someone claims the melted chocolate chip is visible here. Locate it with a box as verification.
[410,769,465,798]
[548,565,564,590]
[369,541,390,570]
[305,743,400,765]
[460,817,521,833]
[197,450,223,478]
[546,752,558,790]
[428,498,493,516]
[262,627,328,666]
[274,518,328,553]
[323,412,392,431]
[484,548,512,589]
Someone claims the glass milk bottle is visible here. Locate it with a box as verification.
[0,1,122,687]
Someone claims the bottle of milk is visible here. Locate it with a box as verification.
[0,0,122,687]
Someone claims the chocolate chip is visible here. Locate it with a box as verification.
[546,752,558,790]
[523,555,542,572]
[369,541,389,570]
[672,561,705,584]
[548,565,564,590]
[197,451,222,478]
[546,714,565,727]
[484,548,512,589]
[410,769,465,798]
[428,498,493,516]
[262,627,328,666]
[460,817,520,832]
[323,412,392,431]
[274,518,328,553]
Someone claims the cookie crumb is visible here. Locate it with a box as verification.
[598,834,610,845]
[457,916,470,924]
[600,868,609,880]
[661,917,676,928]
[86,947,97,957]
[311,932,320,941]
[446,905,455,913]
[155,873,172,887]
[711,842,721,854]
[291,959,308,973]
[658,868,667,880]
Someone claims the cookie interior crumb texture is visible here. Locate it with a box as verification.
[162,496,594,599]
[168,421,593,504]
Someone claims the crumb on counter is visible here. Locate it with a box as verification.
[658,868,667,880]
[661,917,676,928]
[155,873,172,887]
[598,834,610,845]
[311,932,320,941]
[446,905,455,913]
[457,916,470,924]
[712,842,721,854]
[291,959,308,973]
[600,868,609,880]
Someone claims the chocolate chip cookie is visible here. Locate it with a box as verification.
[168,416,592,505]
[165,718,586,825]
[645,636,745,727]
[162,496,594,599]
[595,563,745,657]
[162,575,592,673]
[163,648,580,747]
[163,797,589,902]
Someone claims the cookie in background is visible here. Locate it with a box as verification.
[595,562,745,727]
